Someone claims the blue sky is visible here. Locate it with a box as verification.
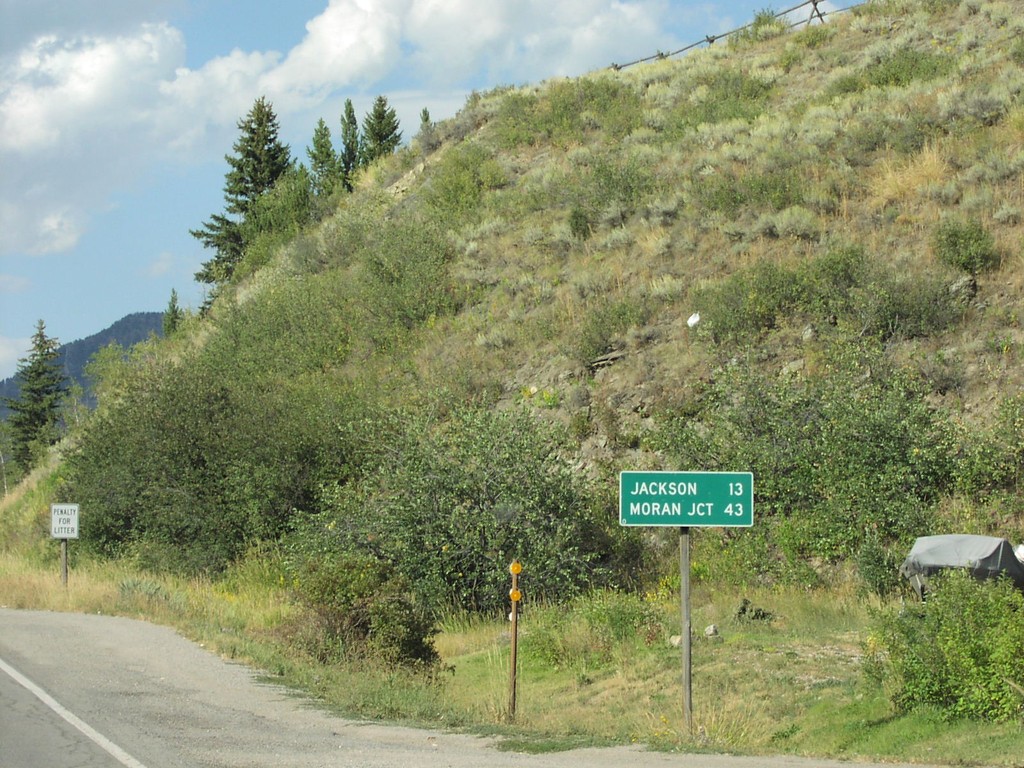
[0,0,836,379]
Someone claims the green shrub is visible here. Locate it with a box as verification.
[354,220,460,343]
[66,289,370,573]
[1012,39,1024,67]
[866,49,955,89]
[206,274,353,378]
[694,244,957,346]
[853,269,956,341]
[856,534,903,597]
[423,143,506,220]
[285,546,439,666]
[576,589,663,644]
[730,9,786,46]
[237,166,314,279]
[544,77,644,144]
[495,78,643,148]
[827,49,955,99]
[794,243,869,318]
[671,69,773,131]
[652,342,951,570]
[695,260,801,343]
[569,206,592,240]
[693,166,803,217]
[567,155,656,229]
[840,110,943,159]
[795,24,835,49]
[932,217,999,275]
[526,590,663,670]
[574,297,649,363]
[494,91,540,148]
[869,571,1024,721]
[312,406,635,614]
[954,393,1024,498]
[753,205,820,240]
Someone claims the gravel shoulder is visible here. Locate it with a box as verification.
[0,608,947,768]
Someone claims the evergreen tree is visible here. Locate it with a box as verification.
[191,96,292,287]
[163,289,183,336]
[307,117,341,198]
[0,419,11,496]
[360,95,402,166]
[417,106,439,153]
[4,320,66,471]
[340,98,361,192]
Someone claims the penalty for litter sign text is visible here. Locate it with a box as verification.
[619,471,753,527]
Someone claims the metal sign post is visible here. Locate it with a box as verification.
[680,526,692,732]
[619,472,753,735]
[50,503,80,587]
[508,560,523,722]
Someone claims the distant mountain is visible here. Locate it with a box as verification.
[0,312,163,415]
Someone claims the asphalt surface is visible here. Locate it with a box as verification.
[0,608,948,768]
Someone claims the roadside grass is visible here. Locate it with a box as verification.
[4,531,1024,764]
[3,476,1022,766]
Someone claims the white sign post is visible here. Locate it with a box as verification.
[50,503,79,586]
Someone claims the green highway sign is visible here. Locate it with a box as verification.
[619,471,753,527]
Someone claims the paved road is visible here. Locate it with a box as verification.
[0,608,944,768]
[0,665,123,767]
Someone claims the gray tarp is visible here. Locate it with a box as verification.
[899,534,1024,598]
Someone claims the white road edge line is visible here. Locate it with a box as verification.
[0,655,149,768]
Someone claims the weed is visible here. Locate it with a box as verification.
[932,216,1000,275]
[574,298,649,363]
[670,69,773,132]
[826,48,955,98]
[795,24,835,50]
[730,9,787,47]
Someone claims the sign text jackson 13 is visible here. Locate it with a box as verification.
[619,471,753,527]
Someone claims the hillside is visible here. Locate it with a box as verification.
[7,0,1024,758]
[57,0,1024,579]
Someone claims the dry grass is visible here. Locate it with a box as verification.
[0,552,122,611]
[0,544,294,664]
[869,142,951,213]
[432,583,875,753]
[2,514,1024,764]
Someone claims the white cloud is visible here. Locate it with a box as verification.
[403,0,669,85]
[145,251,176,278]
[0,0,691,259]
[0,273,31,294]
[157,48,283,145]
[0,24,186,152]
[261,0,404,103]
[0,23,187,255]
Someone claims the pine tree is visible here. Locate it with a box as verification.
[360,95,402,166]
[340,98,361,192]
[4,320,66,471]
[191,96,292,287]
[307,117,341,198]
[0,419,11,496]
[417,106,439,153]
[163,289,183,336]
